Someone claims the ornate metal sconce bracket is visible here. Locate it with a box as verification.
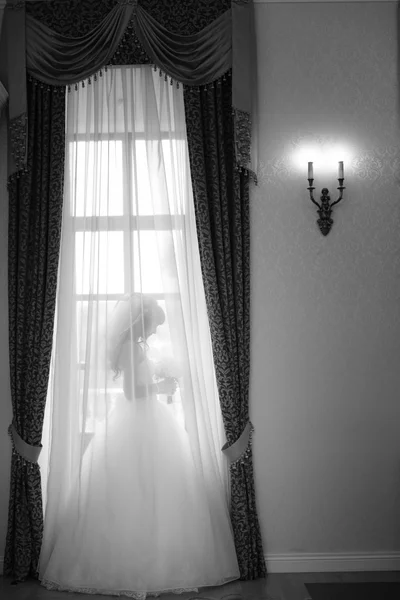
[307,179,345,236]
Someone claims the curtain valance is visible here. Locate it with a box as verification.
[26,7,230,87]
[0,0,257,181]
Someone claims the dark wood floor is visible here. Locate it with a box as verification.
[1,572,400,600]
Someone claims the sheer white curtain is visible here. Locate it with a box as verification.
[38,66,239,598]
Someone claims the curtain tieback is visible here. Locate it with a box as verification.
[222,421,254,466]
[8,421,42,464]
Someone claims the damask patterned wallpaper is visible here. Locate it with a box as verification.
[251,1,400,561]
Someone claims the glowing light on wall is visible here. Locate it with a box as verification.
[291,142,354,177]
[290,140,355,236]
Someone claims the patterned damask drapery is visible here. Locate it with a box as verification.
[4,80,66,581]
[184,82,266,578]
[0,0,265,582]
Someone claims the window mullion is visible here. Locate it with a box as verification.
[123,136,133,295]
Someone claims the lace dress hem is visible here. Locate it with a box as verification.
[40,574,240,599]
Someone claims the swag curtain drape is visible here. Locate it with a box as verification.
[0,0,256,179]
[1,0,266,582]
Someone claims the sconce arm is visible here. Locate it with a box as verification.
[329,180,346,209]
[307,181,321,209]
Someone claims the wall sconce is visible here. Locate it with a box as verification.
[307,161,345,236]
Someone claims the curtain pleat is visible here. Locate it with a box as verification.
[26,6,134,84]
[183,80,266,579]
[26,6,231,88]
[4,79,65,581]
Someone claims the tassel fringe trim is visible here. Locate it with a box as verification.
[23,67,254,184]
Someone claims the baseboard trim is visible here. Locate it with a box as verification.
[2,552,399,577]
[265,552,400,573]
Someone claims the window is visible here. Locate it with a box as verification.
[40,68,228,519]
[65,74,191,433]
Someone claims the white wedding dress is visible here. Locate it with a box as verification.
[39,357,240,598]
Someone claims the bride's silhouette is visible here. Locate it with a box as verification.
[39,294,239,599]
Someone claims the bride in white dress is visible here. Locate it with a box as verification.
[39,294,240,598]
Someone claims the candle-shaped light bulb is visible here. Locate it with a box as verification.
[308,162,313,179]
[338,161,344,179]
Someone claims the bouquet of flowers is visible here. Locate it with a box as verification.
[153,356,181,404]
